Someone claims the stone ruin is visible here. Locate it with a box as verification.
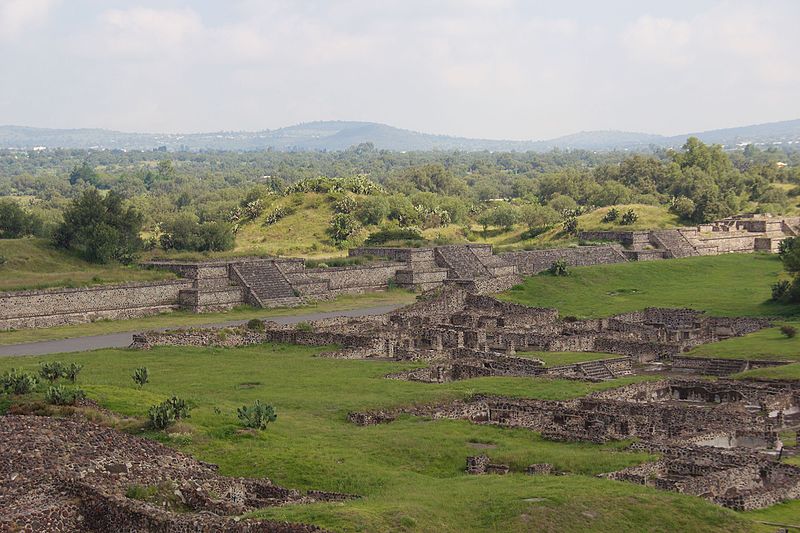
[0,415,352,532]
[132,286,771,383]
[348,378,800,511]
[4,213,795,331]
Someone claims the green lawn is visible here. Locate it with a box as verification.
[688,321,800,361]
[515,351,620,366]
[0,344,753,532]
[0,289,417,346]
[500,254,797,318]
[0,238,174,292]
[734,363,800,381]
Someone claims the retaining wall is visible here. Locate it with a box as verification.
[0,280,193,330]
[306,262,405,293]
[500,246,627,275]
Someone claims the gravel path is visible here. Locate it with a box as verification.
[0,304,402,357]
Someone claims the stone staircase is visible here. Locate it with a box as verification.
[650,230,700,259]
[231,261,301,307]
[577,360,616,381]
[435,246,491,279]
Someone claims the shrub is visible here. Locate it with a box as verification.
[147,396,191,430]
[0,255,6,265]
[364,226,424,245]
[45,385,85,406]
[237,400,277,430]
[246,318,265,331]
[355,196,390,225]
[65,362,83,383]
[333,195,358,214]
[562,217,579,235]
[132,367,149,389]
[780,325,797,339]
[549,259,569,276]
[148,402,175,430]
[670,196,696,220]
[620,209,639,225]
[39,361,66,383]
[601,208,619,223]
[263,206,294,226]
[1,369,38,395]
[772,280,791,301]
[328,213,361,244]
[295,322,313,332]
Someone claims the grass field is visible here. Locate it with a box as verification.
[499,254,797,318]
[688,321,800,361]
[0,344,755,532]
[0,289,417,346]
[0,238,174,292]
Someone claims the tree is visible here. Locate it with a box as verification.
[548,194,578,213]
[519,204,560,230]
[53,188,143,263]
[355,195,390,225]
[0,200,41,238]
[69,161,99,186]
[491,203,519,231]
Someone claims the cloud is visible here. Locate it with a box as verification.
[0,1,798,139]
[96,7,203,58]
[0,0,56,41]
[621,16,692,67]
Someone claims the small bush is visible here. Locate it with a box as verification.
[39,361,66,383]
[772,280,791,301]
[237,400,277,430]
[781,325,797,339]
[364,226,424,246]
[263,206,294,226]
[147,396,191,430]
[65,362,83,383]
[549,259,569,276]
[246,318,265,331]
[132,367,149,389]
[601,208,619,223]
[1,369,38,395]
[620,209,639,225]
[562,217,579,235]
[148,402,175,430]
[45,385,85,406]
[295,322,313,332]
[0,255,6,265]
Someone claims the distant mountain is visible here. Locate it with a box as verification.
[1,118,799,152]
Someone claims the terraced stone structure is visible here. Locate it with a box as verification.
[0,415,350,532]
[132,287,769,385]
[579,214,799,261]
[348,378,800,511]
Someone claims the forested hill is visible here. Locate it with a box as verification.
[1,118,800,152]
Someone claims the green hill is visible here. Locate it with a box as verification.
[0,238,173,292]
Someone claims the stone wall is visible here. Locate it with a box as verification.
[0,280,194,330]
[500,246,627,275]
[305,262,405,294]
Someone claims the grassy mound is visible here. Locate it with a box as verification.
[500,254,797,318]
[0,238,173,292]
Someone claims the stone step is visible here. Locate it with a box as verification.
[233,261,298,307]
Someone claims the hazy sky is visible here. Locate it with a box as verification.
[1,0,798,140]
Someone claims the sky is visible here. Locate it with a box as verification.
[1,0,798,140]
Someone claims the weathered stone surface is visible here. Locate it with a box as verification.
[0,415,351,532]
